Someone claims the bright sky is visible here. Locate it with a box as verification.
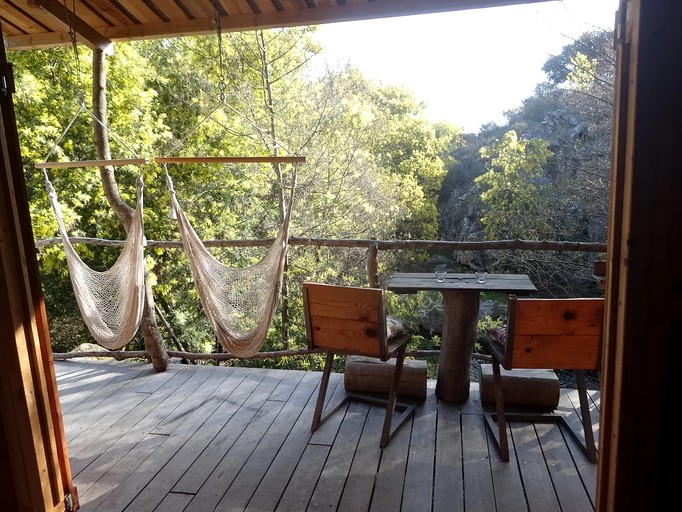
[313,0,618,133]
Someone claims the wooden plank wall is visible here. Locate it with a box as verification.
[0,26,76,511]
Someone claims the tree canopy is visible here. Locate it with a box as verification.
[12,26,613,358]
[14,28,460,356]
[441,28,614,296]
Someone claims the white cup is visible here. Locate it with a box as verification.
[476,271,487,283]
[435,271,446,282]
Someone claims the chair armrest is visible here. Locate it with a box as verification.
[385,331,411,361]
[484,326,508,366]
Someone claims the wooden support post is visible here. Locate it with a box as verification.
[436,290,480,402]
[0,30,78,510]
[367,241,379,287]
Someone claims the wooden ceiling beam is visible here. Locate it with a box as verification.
[103,0,553,41]
[26,0,112,52]
[6,0,552,49]
[5,31,74,51]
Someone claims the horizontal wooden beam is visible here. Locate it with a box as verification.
[155,156,306,164]
[4,31,73,51]
[34,158,147,169]
[27,0,112,52]
[51,348,489,361]
[34,235,608,254]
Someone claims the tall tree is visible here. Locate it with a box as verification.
[441,28,615,296]
[15,28,460,359]
[13,42,172,360]
[475,130,552,240]
[92,49,168,371]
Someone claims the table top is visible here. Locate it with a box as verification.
[385,272,537,294]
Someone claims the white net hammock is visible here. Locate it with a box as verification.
[166,173,294,357]
[45,176,146,350]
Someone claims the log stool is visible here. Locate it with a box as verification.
[479,364,559,411]
[344,355,427,400]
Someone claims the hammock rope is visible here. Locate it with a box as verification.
[43,169,146,349]
[164,163,297,357]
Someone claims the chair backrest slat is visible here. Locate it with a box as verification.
[303,282,387,359]
[505,296,604,370]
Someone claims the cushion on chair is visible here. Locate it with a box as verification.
[491,326,507,344]
[386,316,410,340]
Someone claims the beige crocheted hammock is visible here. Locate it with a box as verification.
[45,176,146,350]
[165,172,295,357]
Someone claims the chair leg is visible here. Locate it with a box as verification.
[312,352,353,432]
[380,345,414,448]
[311,349,414,447]
[491,356,510,461]
[311,352,335,432]
[576,370,598,463]
[482,366,596,463]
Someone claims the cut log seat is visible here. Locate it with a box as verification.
[479,364,559,410]
[344,355,427,400]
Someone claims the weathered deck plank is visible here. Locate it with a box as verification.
[371,411,411,511]
[55,360,599,512]
[59,361,147,416]
[82,366,244,511]
[401,389,437,512]
[513,421,562,512]
[122,366,255,511]
[69,365,203,476]
[214,371,314,511]
[93,368,272,511]
[336,405,384,511]
[461,412,497,512]
[433,396,464,512]
[183,371,289,510]
[245,373,327,512]
[538,422,595,511]
[309,400,371,510]
[276,444,330,511]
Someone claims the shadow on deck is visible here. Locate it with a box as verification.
[55,359,598,512]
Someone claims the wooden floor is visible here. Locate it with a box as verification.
[55,359,599,512]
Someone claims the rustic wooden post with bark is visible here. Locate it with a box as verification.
[435,290,480,402]
[367,241,379,287]
[92,49,169,371]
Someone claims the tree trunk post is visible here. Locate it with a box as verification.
[435,290,480,402]
[91,48,168,371]
[367,241,379,287]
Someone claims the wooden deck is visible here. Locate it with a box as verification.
[55,359,599,512]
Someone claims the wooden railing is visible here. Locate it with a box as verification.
[40,235,606,362]
[37,235,606,287]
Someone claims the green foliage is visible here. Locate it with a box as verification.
[542,30,615,88]
[14,28,456,359]
[47,313,95,353]
[15,25,613,364]
[476,314,504,354]
[475,130,553,239]
[439,28,614,298]
[566,52,599,91]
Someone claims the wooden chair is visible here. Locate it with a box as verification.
[483,295,604,463]
[302,282,416,448]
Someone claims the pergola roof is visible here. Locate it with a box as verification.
[1,0,548,51]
